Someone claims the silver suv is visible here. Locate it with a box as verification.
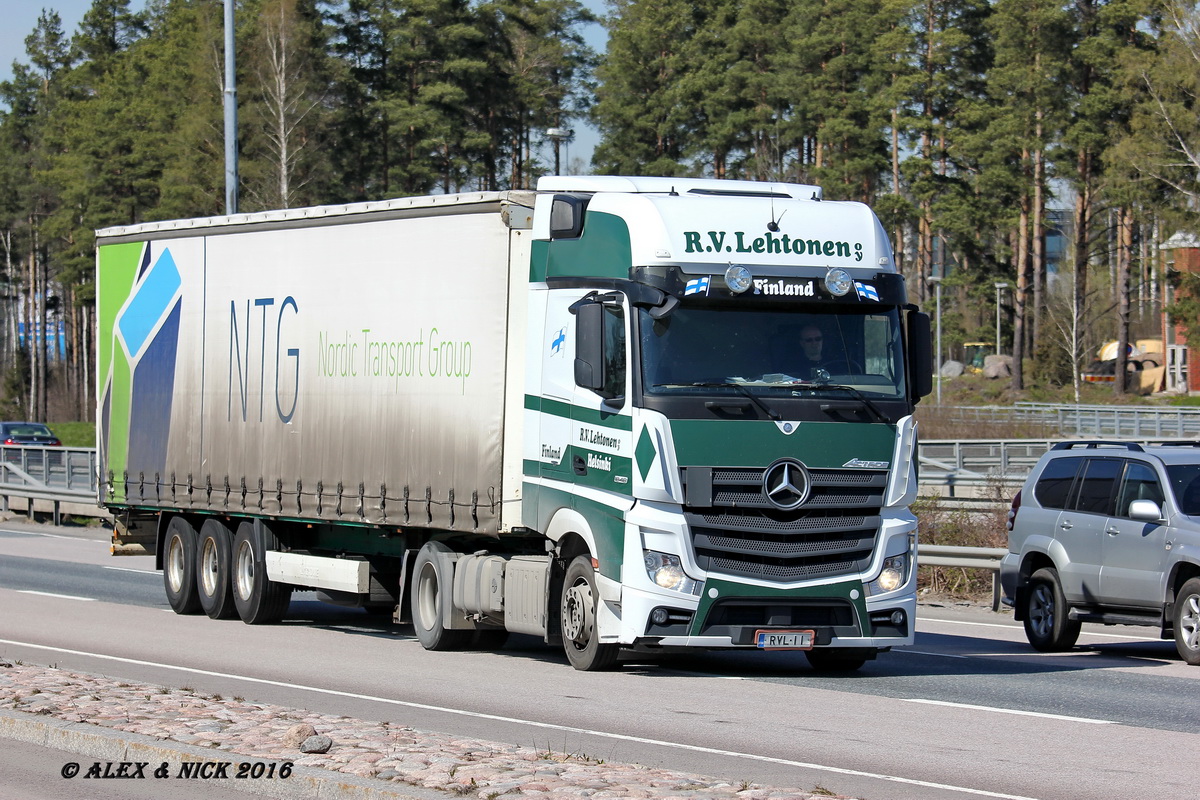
[1000,441,1200,664]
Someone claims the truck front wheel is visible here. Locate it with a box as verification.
[561,556,620,671]
[1173,577,1200,666]
[232,521,292,624]
[197,519,237,619]
[411,541,470,650]
[163,516,201,614]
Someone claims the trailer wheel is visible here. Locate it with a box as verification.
[197,519,237,619]
[561,556,620,671]
[232,521,292,624]
[411,541,470,650]
[163,516,201,614]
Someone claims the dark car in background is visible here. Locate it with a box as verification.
[1,422,64,472]
[1,422,62,447]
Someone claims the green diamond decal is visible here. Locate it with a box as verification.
[635,426,658,481]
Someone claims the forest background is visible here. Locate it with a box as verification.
[3,0,1200,425]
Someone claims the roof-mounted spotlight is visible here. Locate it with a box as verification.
[824,268,852,297]
[725,265,753,294]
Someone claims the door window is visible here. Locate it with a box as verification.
[1072,458,1122,515]
[1114,461,1164,517]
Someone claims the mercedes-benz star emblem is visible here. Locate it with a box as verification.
[763,459,811,511]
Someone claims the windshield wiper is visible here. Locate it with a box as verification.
[817,384,890,423]
[689,382,782,421]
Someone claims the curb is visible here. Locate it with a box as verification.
[0,708,454,800]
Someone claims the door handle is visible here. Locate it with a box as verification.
[1059,520,1073,530]
[1106,527,1121,535]
[573,454,587,475]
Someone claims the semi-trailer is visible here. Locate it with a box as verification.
[98,175,931,671]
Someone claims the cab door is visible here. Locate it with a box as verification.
[567,293,634,498]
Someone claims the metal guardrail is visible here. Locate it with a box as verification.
[0,446,100,525]
[938,402,1200,438]
[0,443,1012,611]
[918,544,1008,611]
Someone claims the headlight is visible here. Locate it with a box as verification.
[866,553,909,595]
[643,551,703,595]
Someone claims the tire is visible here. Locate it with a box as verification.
[804,648,870,673]
[410,541,470,650]
[1173,577,1200,666]
[232,521,292,624]
[196,519,237,619]
[163,516,201,614]
[561,555,620,671]
[1022,568,1081,652]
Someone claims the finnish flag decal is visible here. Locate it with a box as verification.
[854,281,879,301]
[684,276,711,296]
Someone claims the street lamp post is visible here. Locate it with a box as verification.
[546,127,571,175]
[927,275,942,405]
[994,282,1009,356]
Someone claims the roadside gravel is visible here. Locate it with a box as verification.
[0,659,853,800]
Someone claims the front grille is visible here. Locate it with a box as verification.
[682,466,885,583]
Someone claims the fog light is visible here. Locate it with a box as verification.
[890,610,905,626]
[650,607,670,625]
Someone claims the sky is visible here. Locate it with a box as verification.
[0,0,604,170]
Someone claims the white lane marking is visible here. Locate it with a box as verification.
[0,637,1040,800]
[15,591,95,602]
[920,616,1155,641]
[903,649,971,659]
[905,699,1114,725]
[0,529,87,542]
[103,566,158,575]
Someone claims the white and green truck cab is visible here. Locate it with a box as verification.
[99,175,931,671]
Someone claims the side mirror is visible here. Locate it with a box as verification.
[573,300,605,391]
[1128,499,1164,523]
[907,310,933,399]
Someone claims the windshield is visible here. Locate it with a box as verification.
[640,305,908,400]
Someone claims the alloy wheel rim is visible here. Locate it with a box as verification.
[1030,584,1053,638]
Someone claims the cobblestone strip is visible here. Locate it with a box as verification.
[0,660,848,800]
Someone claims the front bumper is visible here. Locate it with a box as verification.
[618,576,916,650]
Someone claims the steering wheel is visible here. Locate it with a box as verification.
[820,359,863,375]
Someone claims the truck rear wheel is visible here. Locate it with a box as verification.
[197,519,237,619]
[232,521,292,624]
[163,516,201,614]
[561,555,620,671]
[1173,577,1200,666]
[411,541,470,650]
